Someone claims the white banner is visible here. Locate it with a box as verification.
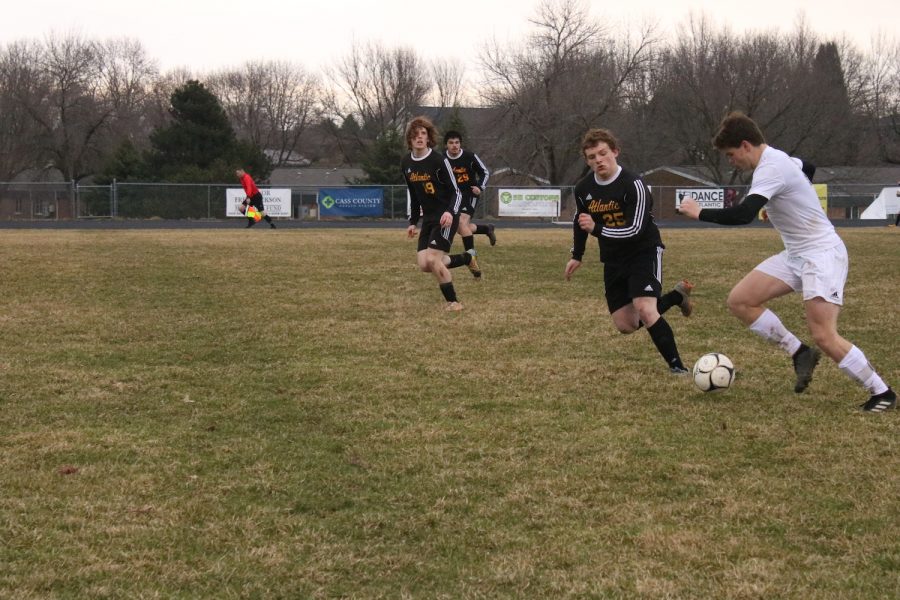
[498,188,560,217]
[226,188,292,217]
[675,188,725,210]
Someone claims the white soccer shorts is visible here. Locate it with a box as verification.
[754,243,848,305]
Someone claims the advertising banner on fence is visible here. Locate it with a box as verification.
[318,187,383,217]
[226,188,292,217]
[675,188,725,210]
[498,188,560,217]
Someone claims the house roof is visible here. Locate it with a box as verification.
[812,166,900,186]
[641,166,718,187]
[268,167,366,187]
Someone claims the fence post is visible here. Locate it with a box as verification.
[207,185,211,219]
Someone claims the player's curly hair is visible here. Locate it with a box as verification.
[405,116,438,150]
[713,111,766,149]
[581,129,620,156]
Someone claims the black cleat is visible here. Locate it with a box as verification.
[861,388,896,412]
[792,345,821,393]
[245,219,256,228]
[670,365,689,375]
[486,223,497,246]
[270,222,276,229]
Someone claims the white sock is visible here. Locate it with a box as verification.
[838,345,888,395]
[748,309,802,356]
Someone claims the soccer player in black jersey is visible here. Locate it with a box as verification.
[444,131,496,278]
[402,116,474,311]
[564,128,694,374]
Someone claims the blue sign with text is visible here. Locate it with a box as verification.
[317,187,383,217]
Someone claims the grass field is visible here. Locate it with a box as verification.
[1,227,897,599]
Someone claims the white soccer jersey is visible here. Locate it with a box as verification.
[749,146,842,255]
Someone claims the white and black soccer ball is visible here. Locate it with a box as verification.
[692,352,735,392]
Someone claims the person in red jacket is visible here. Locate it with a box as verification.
[236,168,276,229]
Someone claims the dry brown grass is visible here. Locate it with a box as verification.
[0,227,897,598]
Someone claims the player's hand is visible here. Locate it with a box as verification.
[439,211,453,228]
[406,225,417,239]
[677,198,701,219]
[471,186,481,196]
[564,259,581,281]
[577,213,595,233]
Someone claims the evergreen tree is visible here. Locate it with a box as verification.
[142,80,270,182]
[354,128,406,184]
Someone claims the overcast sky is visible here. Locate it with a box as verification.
[2,0,897,74]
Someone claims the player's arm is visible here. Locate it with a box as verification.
[800,160,815,182]
[472,153,489,193]
[437,158,462,224]
[681,194,768,225]
[570,198,589,261]
[404,176,421,228]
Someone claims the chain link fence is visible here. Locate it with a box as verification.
[0,181,895,221]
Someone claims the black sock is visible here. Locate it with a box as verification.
[462,235,475,252]
[647,318,684,369]
[446,253,472,269]
[657,290,683,315]
[474,224,490,235]
[264,214,273,223]
[439,282,458,302]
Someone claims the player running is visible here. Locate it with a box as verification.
[678,111,895,412]
[443,130,495,278]
[402,117,474,312]
[565,128,694,374]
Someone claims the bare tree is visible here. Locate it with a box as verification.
[324,40,431,162]
[430,58,466,108]
[207,60,320,167]
[0,40,46,180]
[96,37,159,143]
[849,33,900,163]
[647,16,854,181]
[479,0,657,184]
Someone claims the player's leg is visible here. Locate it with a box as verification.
[440,217,477,277]
[470,196,497,247]
[657,279,694,317]
[805,298,895,410]
[606,263,640,332]
[457,206,482,278]
[800,244,895,410]
[730,258,820,392]
[427,221,463,310]
[633,248,687,373]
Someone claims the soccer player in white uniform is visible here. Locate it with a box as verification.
[679,112,895,412]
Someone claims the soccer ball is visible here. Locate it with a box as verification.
[692,353,735,392]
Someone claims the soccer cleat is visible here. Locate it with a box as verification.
[245,219,255,228]
[674,280,694,317]
[792,345,821,393]
[270,222,276,229]
[445,301,464,312]
[467,254,482,279]
[861,388,896,412]
[669,365,689,375]
[486,224,497,246]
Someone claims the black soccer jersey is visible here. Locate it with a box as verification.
[402,149,462,226]
[571,167,662,263]
[445,149,490,199]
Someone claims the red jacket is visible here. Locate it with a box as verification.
[239,173,260,197]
